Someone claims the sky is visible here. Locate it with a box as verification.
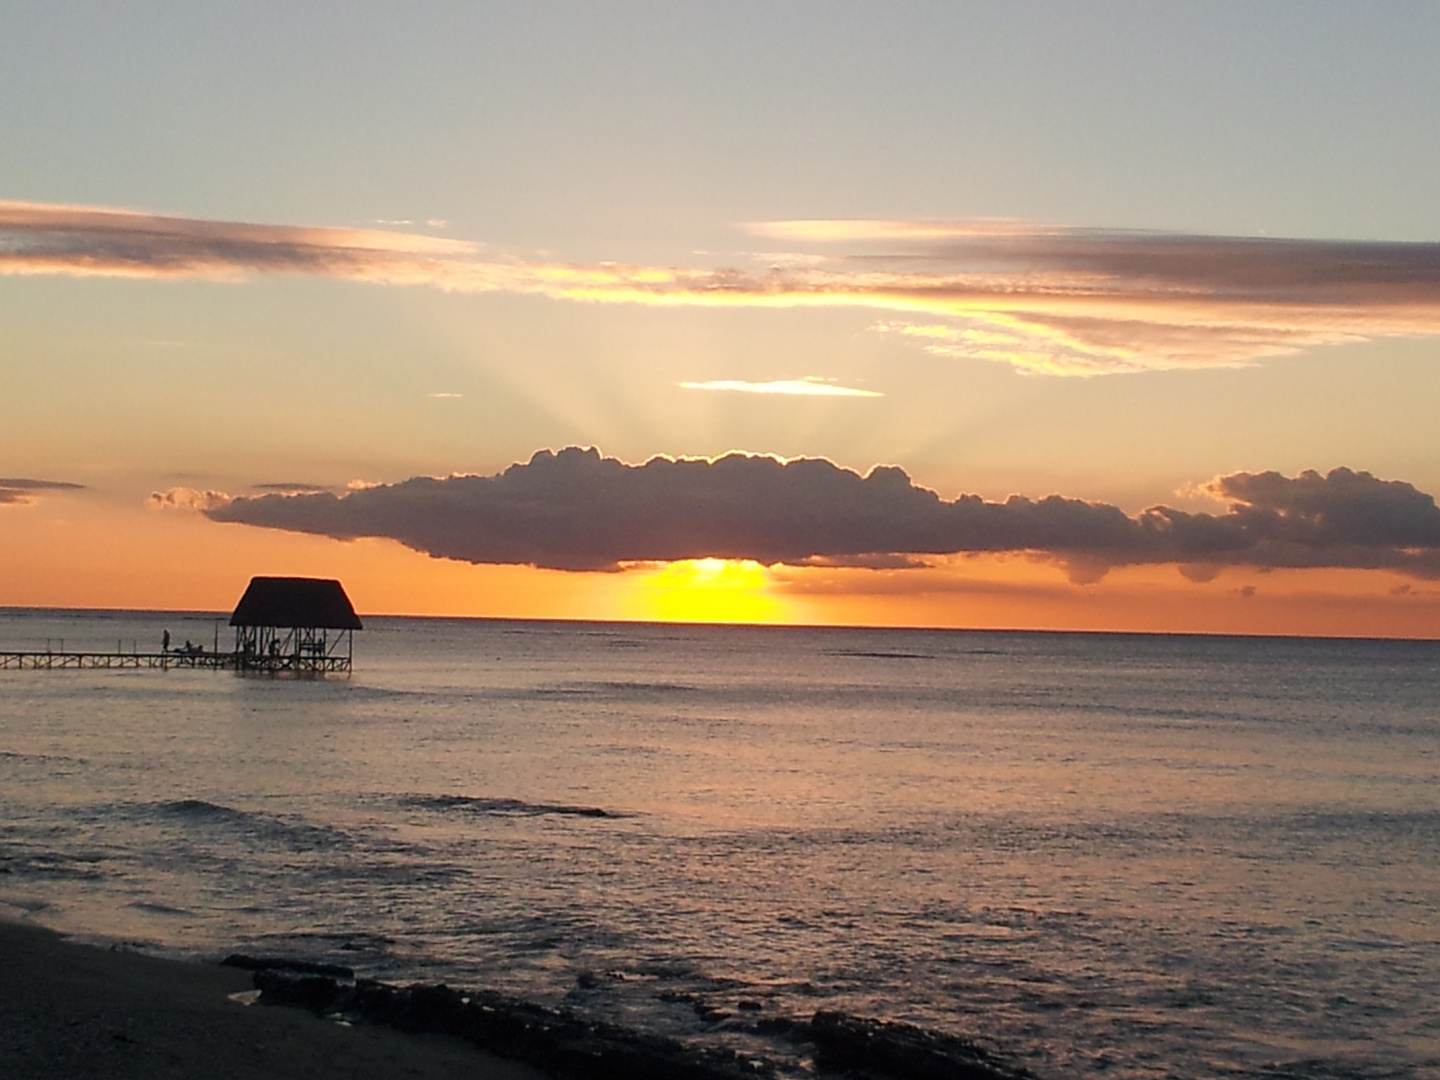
[3,1,1440,635]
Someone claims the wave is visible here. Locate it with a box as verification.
[516,681,702,701]
[148,799,353,851]
[398,794,624,819]
[828,649,936,660]
[126,900,193,916]
[0,749,87,764]
[0,846,107,882]
[155,798,246,819]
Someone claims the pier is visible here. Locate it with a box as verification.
[0,648,352,673]
[2,576,361,676]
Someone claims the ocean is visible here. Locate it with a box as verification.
[1,608,1437,1079]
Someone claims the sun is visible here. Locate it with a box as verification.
[625,558,790,624]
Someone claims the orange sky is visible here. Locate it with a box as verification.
[5,490,1437,639]
[5,8,1440,641]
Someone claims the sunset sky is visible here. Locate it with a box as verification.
[4,2,1440,635]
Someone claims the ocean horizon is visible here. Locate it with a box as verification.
[6,604,1438,643]
[3,608,1437,1079]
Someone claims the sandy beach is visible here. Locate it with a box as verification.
[0,919,548,1080]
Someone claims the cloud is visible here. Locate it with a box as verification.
[767,220,1440,374]
[0,476,84,505]
[1201,468,1440,546]
[201,449,1440,581]
[6,200,1440,375]
[148,486,233,512]
[746,219,1056,242]
[252,482,334,494]
[680,377,881,397]
[0,477,86,490]
[0,200,475,288]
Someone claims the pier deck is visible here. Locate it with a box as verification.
[0,650,351,674]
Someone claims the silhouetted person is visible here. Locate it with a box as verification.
[162,630,170,652]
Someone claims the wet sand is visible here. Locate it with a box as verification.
[0,919,549,1080]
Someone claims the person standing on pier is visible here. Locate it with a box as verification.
[162,629,170,653]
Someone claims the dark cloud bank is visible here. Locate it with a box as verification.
[203,449,1440,582]
[0,477,84,505]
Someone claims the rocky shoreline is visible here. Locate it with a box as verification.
[0,920,543,1080]
[234,954,1032,1080]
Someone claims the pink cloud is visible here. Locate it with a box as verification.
[5,201,1440,375]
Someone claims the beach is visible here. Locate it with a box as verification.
[0,919,546,1080]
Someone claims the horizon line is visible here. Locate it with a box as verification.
[1,603,1435,644]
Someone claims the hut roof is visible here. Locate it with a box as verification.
[229,577,363,630]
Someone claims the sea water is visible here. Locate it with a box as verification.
[1,608,1437,1079]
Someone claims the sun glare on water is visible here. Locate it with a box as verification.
[626,558,789,624]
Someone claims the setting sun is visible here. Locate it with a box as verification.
[624,558,790,624]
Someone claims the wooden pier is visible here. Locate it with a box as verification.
[3,577,361,677]
[0,649,352,674]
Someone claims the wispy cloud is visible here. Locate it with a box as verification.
[197,448,1440,582]
[252,482,334,494]
[5,200,1440,375]
[147,487,233,512]
[745,219,1057,241]
[0,200,476,284]
[680,377,881,397]
[0,477,85,505]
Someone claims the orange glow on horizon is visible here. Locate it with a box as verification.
[774,556,1440,639]
[2,496,1439,639]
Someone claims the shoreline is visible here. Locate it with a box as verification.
[0,918,547,1080]
[1,918,1032,1080]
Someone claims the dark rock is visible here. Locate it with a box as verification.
[255,972,774,1080]
[241,961,1038,1080]
[345,979,409,1025]
[253,969,345,1014]
[751,1016,803,1038]
[737,1000,764,1012]
[807,1011,1029,1080]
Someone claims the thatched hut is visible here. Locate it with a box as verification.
[229,577,362,673]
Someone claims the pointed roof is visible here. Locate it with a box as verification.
[229,577,363,629]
